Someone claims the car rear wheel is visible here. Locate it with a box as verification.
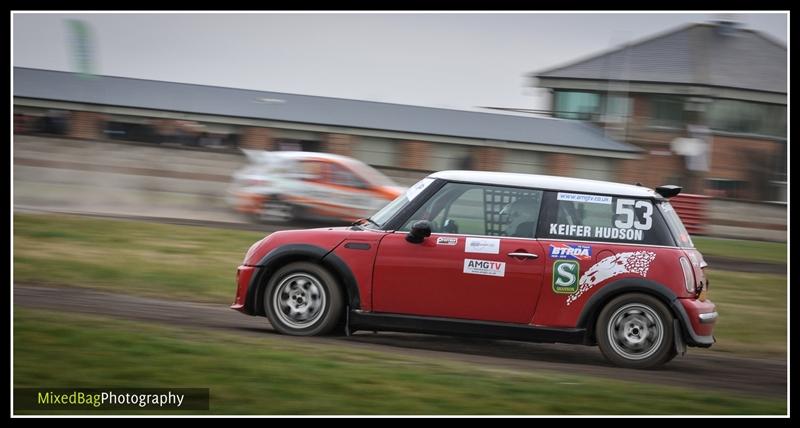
[264,262,343,336]
[259,196,296,223]
[596,293,677,369]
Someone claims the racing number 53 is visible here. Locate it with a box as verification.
[614,199,653,230]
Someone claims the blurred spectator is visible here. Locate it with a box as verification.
[34,109,69,135]
[276,138,302,151]
[458,153,475,170]
[14,114,34,134]
[199,132,226,148]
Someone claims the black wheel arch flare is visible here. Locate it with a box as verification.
[575,278,710,347]
[244,244,361,316]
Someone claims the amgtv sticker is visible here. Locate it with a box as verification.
[463,259,506,277]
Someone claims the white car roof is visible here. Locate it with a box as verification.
[429,170,659,198]
[243,150,358,164]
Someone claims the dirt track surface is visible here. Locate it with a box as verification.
[15,283,786,399]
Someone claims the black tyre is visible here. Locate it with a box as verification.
[264,262,344,336]
[596,293,677,369]
[258,196,296,224]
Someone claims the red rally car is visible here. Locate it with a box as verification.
[232,171,717,369]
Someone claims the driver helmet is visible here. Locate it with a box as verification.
[500,197,539,237]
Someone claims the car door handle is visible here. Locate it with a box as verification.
[507,252,539,259]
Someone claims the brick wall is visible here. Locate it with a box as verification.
[616,150,684,189]
[400,141,432,170]
[708,136,783,181]
[473,146,504,171]
[630,94,650,126]
[240,127,273,150]
[325,133,354,156]
[547,153,573,176]
[617,119,693,190]
[68,111,103,140]
[615,158,640,184]
[708,135,784,200]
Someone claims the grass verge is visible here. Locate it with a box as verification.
[14,212,264,303]
[692,236,786,265]
[703,270,787,357]
[13,308,785,415]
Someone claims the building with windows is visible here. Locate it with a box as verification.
[14,67,641,186]
[530,20,787,201]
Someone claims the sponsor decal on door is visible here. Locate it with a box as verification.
[436,236,458,246]
[465,237,500,254]
[552,260,580,293]
[549,243,592,260]
[463,259,506,277]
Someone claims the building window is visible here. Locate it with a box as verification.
[707,100,786,138]
[650,95,686,128]
[554,91,600,120]
[603,94,631,122]
[705,178,746,199]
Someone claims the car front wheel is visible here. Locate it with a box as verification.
[264,262,343,336]
[596,293,677,369]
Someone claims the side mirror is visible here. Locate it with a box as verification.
[406,220,432,244]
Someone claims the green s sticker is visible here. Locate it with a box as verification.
[552,260,579,293]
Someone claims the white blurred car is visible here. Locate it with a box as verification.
[228,150,405,223]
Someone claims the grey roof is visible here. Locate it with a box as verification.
[533,22,786,94]
[13,67,640,154]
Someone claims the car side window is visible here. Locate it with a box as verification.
[400,182,543,238]
[298,160,326,182]
[433,187,486,235]
[328,163,368,189]
[538,191,675,245]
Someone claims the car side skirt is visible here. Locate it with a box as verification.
[349,311,587,345]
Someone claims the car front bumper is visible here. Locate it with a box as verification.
[231,265,257,314]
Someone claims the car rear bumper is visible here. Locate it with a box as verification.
[674,297,717,347]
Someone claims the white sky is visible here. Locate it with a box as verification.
[12,12,788,112]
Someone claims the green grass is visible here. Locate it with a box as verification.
[692,236,787,264]
[704,270,787,357]
[13,308,786,415]
[14,213,265,303]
